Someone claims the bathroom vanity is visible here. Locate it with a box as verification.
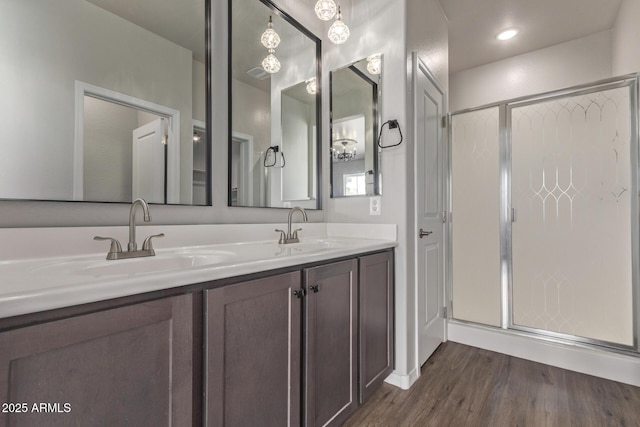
[0,226,395,426]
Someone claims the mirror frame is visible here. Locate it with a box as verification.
[204,0,213,206]
[227,0,323,209]
[0,0,213,206]
[329,58,382,198]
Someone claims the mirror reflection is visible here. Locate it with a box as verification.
[0,0,210,205]
[330,55,382,198]
[229,0,320,209]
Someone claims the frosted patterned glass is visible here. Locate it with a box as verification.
[510,87,633,345]
[451,107,501,326]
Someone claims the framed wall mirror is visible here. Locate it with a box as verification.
[0,0,211,205]
[229,0,321,209]
[330,55,383,198]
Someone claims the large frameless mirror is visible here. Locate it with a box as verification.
[330,55,382,197]
[229,0,321,209]
[0,0,211,205]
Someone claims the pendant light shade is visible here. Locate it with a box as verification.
[328,6,350,45]
[306,77,317,95]
[366,54,382,75]
[262,49,281,74]
[260,16,280,49]
[314,0,337,21]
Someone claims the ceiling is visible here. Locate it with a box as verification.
[87,0,205,62]
[439,0,623,73]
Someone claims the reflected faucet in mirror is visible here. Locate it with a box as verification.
[275,206,308,244]
[94,198,165,260]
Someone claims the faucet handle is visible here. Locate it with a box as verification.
[292,228,303,239]
[94,236,123,257]
[275,229,286,244]
[142,233,165,251]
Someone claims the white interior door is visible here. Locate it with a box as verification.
[132,118,165,203]
[414,54,446,366]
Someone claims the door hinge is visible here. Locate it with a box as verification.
[441,116,447,128]
[442,211,447,223]
[511,207,517,223]
[442,307,448,319]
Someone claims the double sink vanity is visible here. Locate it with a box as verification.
[0,212,396,426]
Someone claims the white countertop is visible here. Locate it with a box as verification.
[0,224,397,319]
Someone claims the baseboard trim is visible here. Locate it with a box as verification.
[448,321,640,387]
[384,367,420,390]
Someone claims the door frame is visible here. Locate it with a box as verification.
[412,52,449,370]
[73,81,181,202]
[231,131,255,206]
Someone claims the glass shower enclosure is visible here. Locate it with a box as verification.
[450,76,639,351]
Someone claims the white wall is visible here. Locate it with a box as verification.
[449,31,613,111]
[612,0,640,75]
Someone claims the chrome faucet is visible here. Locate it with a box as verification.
[275,206,308,244]
[128,198,151,251]
[94,198,164,260]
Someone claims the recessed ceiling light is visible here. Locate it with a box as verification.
[496,27,519,41]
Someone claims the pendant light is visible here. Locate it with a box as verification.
[366,54,382,75]
[260,16,280,49]
[306,77,317,95]
[261,16,281,74]
[328,6,350,45]
[314,0,337,21]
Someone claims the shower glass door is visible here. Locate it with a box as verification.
[509,82,637,347]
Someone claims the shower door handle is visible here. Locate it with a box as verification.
[419,229,433,238]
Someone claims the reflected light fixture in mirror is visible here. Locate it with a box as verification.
[330,54,382,198]
[328,6,350,44]
[332,139,357,161]
[366,54,382,75]
[261,16,281,73]
[315,0,337,20]
[306,77,317,94]
[229,0,321,209]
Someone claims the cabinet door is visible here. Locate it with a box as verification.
[305,259,358,427]
[359,251,394,403]
[0,294,193,427]
[205,271,302,427]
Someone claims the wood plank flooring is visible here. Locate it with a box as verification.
[344,342,640,426]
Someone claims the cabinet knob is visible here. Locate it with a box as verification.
[310,285,319,293]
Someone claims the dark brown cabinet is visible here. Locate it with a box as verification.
[204,253,393,427]
[359,251,394,404]
[304,259,359,427]
[1,249,393,427]
[204,271,302,427]
[0,294,193,427]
